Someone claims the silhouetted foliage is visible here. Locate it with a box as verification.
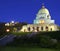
[6,31,60,48]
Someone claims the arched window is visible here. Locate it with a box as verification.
[28,27,30,31]
[46,26,48,31]
[40,20,44,24]
[37,27,39,31]
[41,26,43,31]
[50,28,52,31]
[47,15,50,19]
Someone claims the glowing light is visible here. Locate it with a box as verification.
[11,21,14,23]
[6,29,10,32]
[40,20,44,24]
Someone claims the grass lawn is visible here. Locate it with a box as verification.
[12,32,32,35]
[0,46,59,51]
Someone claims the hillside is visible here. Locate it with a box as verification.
[5,31,60,48]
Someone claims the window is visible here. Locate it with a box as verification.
[41,26,43,31]
[40,20,44,24]
[51,28,52,31]
[37,27,39,31]
[47,15,49,19]
[40,17,44,19]
[46,26,48,31]
[28,27,30,31]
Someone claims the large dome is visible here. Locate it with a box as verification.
[34,4,55,24]
[38,5,50,15]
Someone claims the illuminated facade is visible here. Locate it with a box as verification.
[20,5,59,32]
[34,5,54,24]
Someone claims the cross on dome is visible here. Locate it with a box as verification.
[42,3,45,9]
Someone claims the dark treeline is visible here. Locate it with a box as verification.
[0,22,27,38]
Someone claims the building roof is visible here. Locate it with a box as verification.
[38,5,49,15]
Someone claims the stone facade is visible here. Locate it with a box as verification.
[20,5,59,32]
[20,24,58,32]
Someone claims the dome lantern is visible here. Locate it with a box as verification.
[38,4,50,15]
[42,3,45,9]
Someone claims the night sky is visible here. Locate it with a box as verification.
[0,0,60,25]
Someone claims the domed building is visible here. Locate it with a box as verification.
[20,5,59,32]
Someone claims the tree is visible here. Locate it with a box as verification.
[40,35,57,48]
